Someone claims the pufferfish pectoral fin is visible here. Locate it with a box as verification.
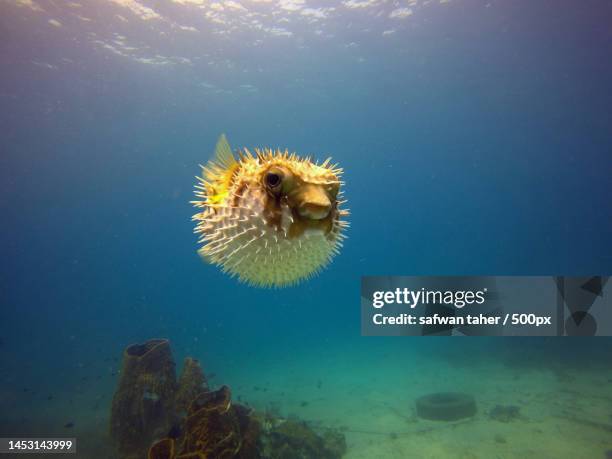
[213,133,236,170]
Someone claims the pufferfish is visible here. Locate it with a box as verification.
[191,134,348,287]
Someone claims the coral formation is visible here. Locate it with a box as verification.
[265,419,346,459]
[180,386,242,457]
[234,404,263,458]
[175,357,208,416]
[111,338,346,459]
[321,429,347,458]
[149,385,262,459]
[110,339,178,459]
[147,386,346,459]
[148,438,175,459]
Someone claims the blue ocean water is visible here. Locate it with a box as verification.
[1,0,611,457]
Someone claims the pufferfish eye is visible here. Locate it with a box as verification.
[265,171,282,188]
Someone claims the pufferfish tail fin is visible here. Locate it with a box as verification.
[213,133,236,170]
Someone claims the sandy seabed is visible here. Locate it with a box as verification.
[2,342,611,459]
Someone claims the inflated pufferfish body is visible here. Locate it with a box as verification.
[192,135,349,287]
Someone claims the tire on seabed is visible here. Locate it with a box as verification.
[415,392,477,421]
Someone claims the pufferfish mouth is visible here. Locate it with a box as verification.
[298,201,331,220]
[293,183,333,221]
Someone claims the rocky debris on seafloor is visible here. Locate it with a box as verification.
[488,405,522,422]
[264,418,346,459]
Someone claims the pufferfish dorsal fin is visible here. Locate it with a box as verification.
[213,133,236,170]
[202,134,240,208]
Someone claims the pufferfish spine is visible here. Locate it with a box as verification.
[191,134,349,288]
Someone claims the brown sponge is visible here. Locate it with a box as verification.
[110,339,178,459]
[175,358,208,416]
[149,385,264,459]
